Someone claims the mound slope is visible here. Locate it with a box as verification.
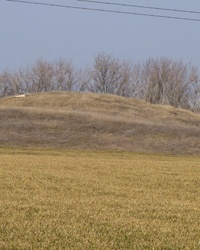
[0,92,200,154]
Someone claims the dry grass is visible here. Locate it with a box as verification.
[0,148,200,249]
[0,92,200,155]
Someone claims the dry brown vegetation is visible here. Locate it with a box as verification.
[0,148,200,249]
[1,92,200,155]
[1,92,200,249]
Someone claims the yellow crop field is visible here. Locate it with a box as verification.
[0,148,200,249]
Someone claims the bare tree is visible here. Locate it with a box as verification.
[0,71,11,97]
[141,58,176,105]
[87,54,133,96]
[0,70,22,97]
[140,58,198,109]
[77,68,92,93]
[187,66,200,112]
[28,58,54,93]
[17,67,33,93]
[127,63,143,98]
[53,59,78,91]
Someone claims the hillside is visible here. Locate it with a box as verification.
[0,92,200,155]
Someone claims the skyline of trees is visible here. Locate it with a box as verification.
[0,54,200,112]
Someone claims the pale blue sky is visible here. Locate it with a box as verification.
[1,0,200,72]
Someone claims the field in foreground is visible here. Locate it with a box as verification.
[0,148,200,249]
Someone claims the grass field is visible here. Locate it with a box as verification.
[1,148,200,249]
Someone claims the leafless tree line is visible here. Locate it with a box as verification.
[1,54,200,112]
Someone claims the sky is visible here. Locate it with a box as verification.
[1,0,200,72]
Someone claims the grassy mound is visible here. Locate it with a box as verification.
[0,92,200,154]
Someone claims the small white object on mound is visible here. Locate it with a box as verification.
[14,94,26,98]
